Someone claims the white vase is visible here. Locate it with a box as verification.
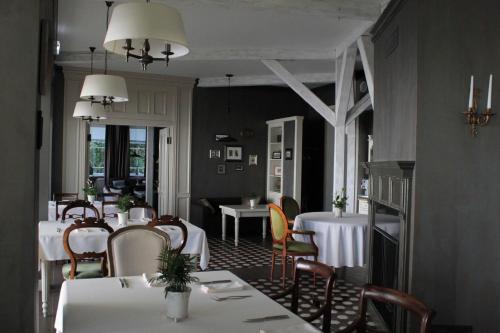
[87,195,95,204]
[117,212,128,226]
[334,207,343,218]
[166,288,191,322]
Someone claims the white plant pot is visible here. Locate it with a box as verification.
[249,199,256,208]
[166,288,191,322]
[334,207,343,218]
[117,212,128,226]
[87,195,95,204]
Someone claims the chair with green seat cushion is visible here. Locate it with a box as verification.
[280,196,300,227]
[62,218,114,280]
[268,203,319,288]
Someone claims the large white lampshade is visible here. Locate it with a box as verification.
[73,101,107,120]
[103,2,189,59]
[80,74,128,103]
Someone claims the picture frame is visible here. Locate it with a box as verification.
[209,149,221,159]
[275,166,282,176]
[217,164,226,175]
[225,145,243,161]
[285,148,293,160]
[272,151,281,159]
[235,164,244,171]
[248,154,258,166]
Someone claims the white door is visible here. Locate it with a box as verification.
[158,127,174,216]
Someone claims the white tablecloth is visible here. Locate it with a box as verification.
[55,270,320,333]
[39,219,210,270]
[293,212,369,267]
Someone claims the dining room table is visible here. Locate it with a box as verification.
[38,217,210,318]
[54,270,321,333]
[293,212,400,268]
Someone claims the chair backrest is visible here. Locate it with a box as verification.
[268,203,290,244]
[354,285,434,333]
[61,200,100,222]
[63,218,114,279]
[280,196,300,221]
[101,200,119,218]
[290,259,336,333]
[53,192,78,201]
[128,202,158,220]
[147,215,187,253]
[107,225,171,277]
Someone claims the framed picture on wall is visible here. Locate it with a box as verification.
[217,164,226,175]
[225,145,243,161]
[285,148,293,160]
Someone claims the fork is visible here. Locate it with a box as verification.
[211,295,252,301]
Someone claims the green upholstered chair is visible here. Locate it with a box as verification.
[280,196,301,227]
[268,203,318,288]
[62,218,114,280]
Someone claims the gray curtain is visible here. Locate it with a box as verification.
[105,125,130,185]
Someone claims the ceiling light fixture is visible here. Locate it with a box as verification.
[103,0,189,71]
[80,1,128,106]
[73,47,107,121]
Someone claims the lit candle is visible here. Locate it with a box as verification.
[468,75,474,109]
[487,74,493,109]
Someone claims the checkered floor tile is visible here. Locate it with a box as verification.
[205,237,384,332]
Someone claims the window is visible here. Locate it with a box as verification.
[130,127,146,176]
[89,125,106,176]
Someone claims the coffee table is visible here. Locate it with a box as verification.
[219,205,269,246]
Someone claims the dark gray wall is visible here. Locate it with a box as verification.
[191,85,325,207]
[373,0,500,331]
[373,0,418,161]
[0,0,40,331]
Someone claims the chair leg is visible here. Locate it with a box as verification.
[313,256,318,287]
[281,255,287,288]
[270,251,276,281]
[291,256,295,282]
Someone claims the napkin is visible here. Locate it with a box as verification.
[142,273,165,288]
[200,281,245,293]
[259,323,320,333]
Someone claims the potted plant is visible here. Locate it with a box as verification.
[333,188,348,218]
[83,180,97,203]
[117,194,132,226]
[153,246,198,322]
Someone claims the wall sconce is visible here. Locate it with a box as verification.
[463,74,495,136]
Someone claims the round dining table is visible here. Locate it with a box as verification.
[293,212,369,268]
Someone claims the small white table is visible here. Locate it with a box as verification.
[54,270,320,333]
[39,218,210,318]
[219,205,269,246]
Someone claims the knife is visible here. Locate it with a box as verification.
[243,315,290,323]
[198,279,232,285]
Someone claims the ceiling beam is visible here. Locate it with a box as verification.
[335,44,357,125]
[345,93,372,125]
[357,35,375,107]
[262,59,336,126]
[165,0,382,21]
[198,73,334,87]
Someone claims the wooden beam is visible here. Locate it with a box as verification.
[198,72,334,87]
[345,93,372,125]
[335,45,357,125]
[357,35,375,107]
[262,59,336,126]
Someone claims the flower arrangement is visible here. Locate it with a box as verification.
[333,188,348,209]
[155,246,199,296]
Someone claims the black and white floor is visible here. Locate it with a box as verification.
[206,237,383,332]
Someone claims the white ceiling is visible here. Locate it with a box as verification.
[56,0,385,86]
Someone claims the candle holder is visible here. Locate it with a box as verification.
[463,90,495,136]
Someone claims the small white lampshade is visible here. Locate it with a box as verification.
[73,101,107,120]
[103,2,189,59]
[80,74,128,103]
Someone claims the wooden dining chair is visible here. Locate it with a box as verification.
[147,215,188,253]
[107,225,171,277]
[101,200,119,218]
[272,258,336,333]
[62,218,114,280]
[128,201,158,220]
[61,200,100,222]
[268,203,319,288]
[280,195,300,227]
[337,285,435,333]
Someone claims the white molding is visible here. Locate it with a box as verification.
[262,60,336,126]
[357,34,375,106]
[199,72,334,87]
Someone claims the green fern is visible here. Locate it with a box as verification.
[155,246,199,297]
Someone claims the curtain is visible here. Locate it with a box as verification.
[105,125,130,185]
